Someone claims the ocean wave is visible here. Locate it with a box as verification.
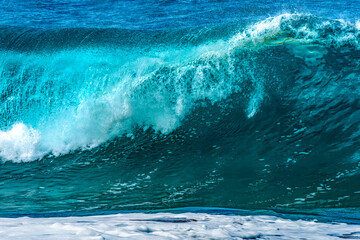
[0,13,359,162]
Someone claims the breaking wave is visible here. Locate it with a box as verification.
[1,13,359,162]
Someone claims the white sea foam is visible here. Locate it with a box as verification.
[230,13,360,49]
[356,20,360,30]
[0,212,358,239]
[0,123,44,162]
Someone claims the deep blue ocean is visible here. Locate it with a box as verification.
[0,0,359,220]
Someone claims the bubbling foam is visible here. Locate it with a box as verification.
[0,123,43,162]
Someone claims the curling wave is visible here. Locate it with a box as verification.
[0,13,359,163]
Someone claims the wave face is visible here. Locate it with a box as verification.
[0,13,360,213]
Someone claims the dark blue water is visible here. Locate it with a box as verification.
[1,0,359,29]
[0,0,359,217]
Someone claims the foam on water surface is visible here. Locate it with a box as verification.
[0,212,359,240]
[0,123,41,162]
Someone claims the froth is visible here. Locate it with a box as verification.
[0,123,42,162]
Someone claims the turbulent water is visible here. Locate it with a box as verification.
[0,0,359,218]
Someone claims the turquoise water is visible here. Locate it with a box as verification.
[0,1,359,217]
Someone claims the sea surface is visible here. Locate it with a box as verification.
[0,0,360,238]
